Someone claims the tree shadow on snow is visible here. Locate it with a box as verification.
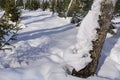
[21,13,50,20]
[25,16,53,25]
[97,26,120,73]
[12,24,75,44]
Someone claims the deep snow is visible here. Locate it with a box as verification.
[0,8,120,80]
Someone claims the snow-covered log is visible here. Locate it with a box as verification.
[72,0,118,78]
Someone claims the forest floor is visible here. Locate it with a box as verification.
[0,9,120,80]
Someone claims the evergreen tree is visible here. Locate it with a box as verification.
[31,0,40,10]
[0,0,6,9]
[5,0,21,22]
[41,0,49,11]
[25,0,31,9]
[56,0,70,17]
[0,0,21,50]
[16,0,24,8]
[114,0,120,15]
[25,0,40,10]
[0,17,17,50]
[71,0,93,26]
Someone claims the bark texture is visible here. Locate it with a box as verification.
[72,0,116,78]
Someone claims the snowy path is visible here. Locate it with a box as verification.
[0,10,80,80]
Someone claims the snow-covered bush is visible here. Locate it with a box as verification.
[0,0,6,10]
[0,17,19,50]
[0,0,21,50]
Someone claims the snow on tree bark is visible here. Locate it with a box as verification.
[72,0,117,78]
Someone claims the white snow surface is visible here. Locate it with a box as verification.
[0,7,120,80]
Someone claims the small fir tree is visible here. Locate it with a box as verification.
[56,0,68,17]
[0,0,21,50]
[0,0,6,9]
[5,0,21,22]
[41,1,49,11]
[16,0,24,8]
[25,0,40,10]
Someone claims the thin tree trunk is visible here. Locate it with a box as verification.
[66,0,73,17]
[0,13,4,23]
[66,0,76,17]
[72,0,117,78]
[23,0,26,9]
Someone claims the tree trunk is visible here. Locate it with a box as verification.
[72,0,117,78]
[66,0,76,17]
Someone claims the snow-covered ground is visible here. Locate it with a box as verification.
[0,8,120,80]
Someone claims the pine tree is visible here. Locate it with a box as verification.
[0,0,6,9]
[55,0,70,17]
[25,0,40,10]
[5,0,21,22]
[30,0,40,10]
[16,0,24,8]
[0,0,21,50]
[114,0,120,16]
[71,0,93,25]
[0,17,16,50]
[41,0,49,11]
